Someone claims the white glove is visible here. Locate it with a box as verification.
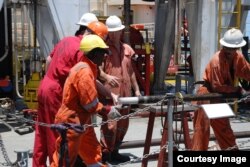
[111,92,119,105]
[107,106,122,119]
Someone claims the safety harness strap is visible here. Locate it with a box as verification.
[51,123,84,167]
[58,128,70,167]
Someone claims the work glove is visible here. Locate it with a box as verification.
[236,86,246,96]
[107,106,122,120]
[111,92,119,105]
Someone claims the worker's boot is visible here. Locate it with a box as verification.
[110,149,130,163]
[74,155,87,167]
[102,152,111,163]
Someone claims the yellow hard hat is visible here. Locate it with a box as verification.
[80,34,108,53]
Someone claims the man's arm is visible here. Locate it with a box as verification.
[131,72,141,97]
[98,65,108,82]
[45,55,52,73]
[96,79,118,105]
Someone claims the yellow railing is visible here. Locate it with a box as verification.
[218,0,241,49]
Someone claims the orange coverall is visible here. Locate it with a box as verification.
[100,41,135,152]
[50,59,105,167]
[192,49,250,150]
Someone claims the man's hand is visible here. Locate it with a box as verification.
[134,90,141,97]
[106,75,120,87]
[107,106,122,119]
[111,93,119,105]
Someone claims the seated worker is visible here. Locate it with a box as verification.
[192,28,250,151]
[50,35,121,167]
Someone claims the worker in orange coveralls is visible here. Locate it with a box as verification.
[98,15,141,162]
[32,13,111,167]
[192,28,250,151]
[50,34,121,167]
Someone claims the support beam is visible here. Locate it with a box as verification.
[123,0,130,44]
[185,0,217,81]
[120,131,250,149]
[152,0,176,93]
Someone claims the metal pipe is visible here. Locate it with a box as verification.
[0,0,9,62]
[25,1,32,76]
[118,93,241,105]
[32,0,38,72]
[103,0,108,16]
[118,94,173,104]
[174,0,180,65]
[21,2,27,85]
[33,0,37,54]
[123,0,130,44]
[13,2,24,98]
[168,99,174,167]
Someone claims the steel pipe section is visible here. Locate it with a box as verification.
[118,93,241,105]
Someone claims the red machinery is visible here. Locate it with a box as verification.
[126,25,179,96]
[123,25,153,95]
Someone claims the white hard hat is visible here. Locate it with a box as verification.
[76,13,98,26]
[220,28,246,48]
[105,15,125,32]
